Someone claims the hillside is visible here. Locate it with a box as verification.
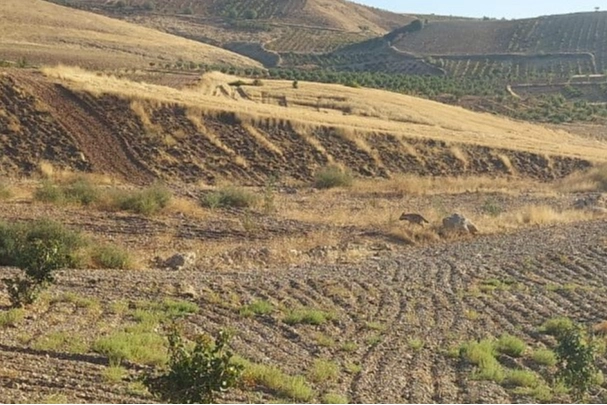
[0,0,261,70]
[49,0,414,56]
[58,0,413,33]
[390,12,607,80]
[0,66,604,184]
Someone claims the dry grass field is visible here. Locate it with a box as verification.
[0,0,261,70]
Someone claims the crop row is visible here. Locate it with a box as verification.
[437,56,596,81]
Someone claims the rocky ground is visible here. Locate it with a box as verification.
[0,179,606,403]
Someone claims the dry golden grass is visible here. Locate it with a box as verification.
[38,161,118,186]
[41,67,607,162]
[1,0,261,69]
[352,174,551,196]
[479,205,600,233]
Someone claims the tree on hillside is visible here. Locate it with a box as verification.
[409,19,423,32]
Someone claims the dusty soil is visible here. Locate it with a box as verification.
[0,181,606,403]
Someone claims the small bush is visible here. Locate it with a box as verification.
[34,181,65,204]
[341,341,358,352]
[240,300,273,317]
[555,325,601,400]
[202,186,259,209]
[309,359,339,383]
[92,244,133,269]
[147,327,243,404]
[63,179,100,205]
[1,220,87,307]
[314,165,353,189]
[531,348,557,367]
[0,308,25,328]
[539,317,574,336]
[113,184,172,216]
[496,333,526,357]
[284,308,335,325]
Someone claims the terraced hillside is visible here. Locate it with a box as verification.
[390,12,607,79]
[1,67,604,184]
[0,0,261,70]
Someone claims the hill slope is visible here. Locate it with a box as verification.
[61,0,413,33]
[0,67,603,184]
[0,0,261,69]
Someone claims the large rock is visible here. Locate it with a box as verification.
[441,213,479,234]
[163,252,197,270]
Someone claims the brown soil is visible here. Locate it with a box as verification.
[0,186,606,403]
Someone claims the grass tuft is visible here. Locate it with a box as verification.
[93,331,167,366]
[91,244,134,269]
[202,186,259,209]
[503,369,540,388]
[314,165,353,189]
[538,317,574,336]
[234,357,314,402]
[323,392,349,404]
[284,308,336,326]
[240,299,273,317]
[308,359,339,383]
[0,308,25,328]
[495,333,526,357]
[531,348,557,367]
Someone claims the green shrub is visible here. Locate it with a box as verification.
[92,244,133,269]
[495,333,526,357]
[539,317,574,336]
[146,327,243,404]
[202,186,259,209]
[284,308,335,325]
[34,181,65,204]
[63,179,100,205]
[531,348,557,367]
[555,325,601,400]
[1,220,87,307]
[113,184,172,216]
[314,165,353,189]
